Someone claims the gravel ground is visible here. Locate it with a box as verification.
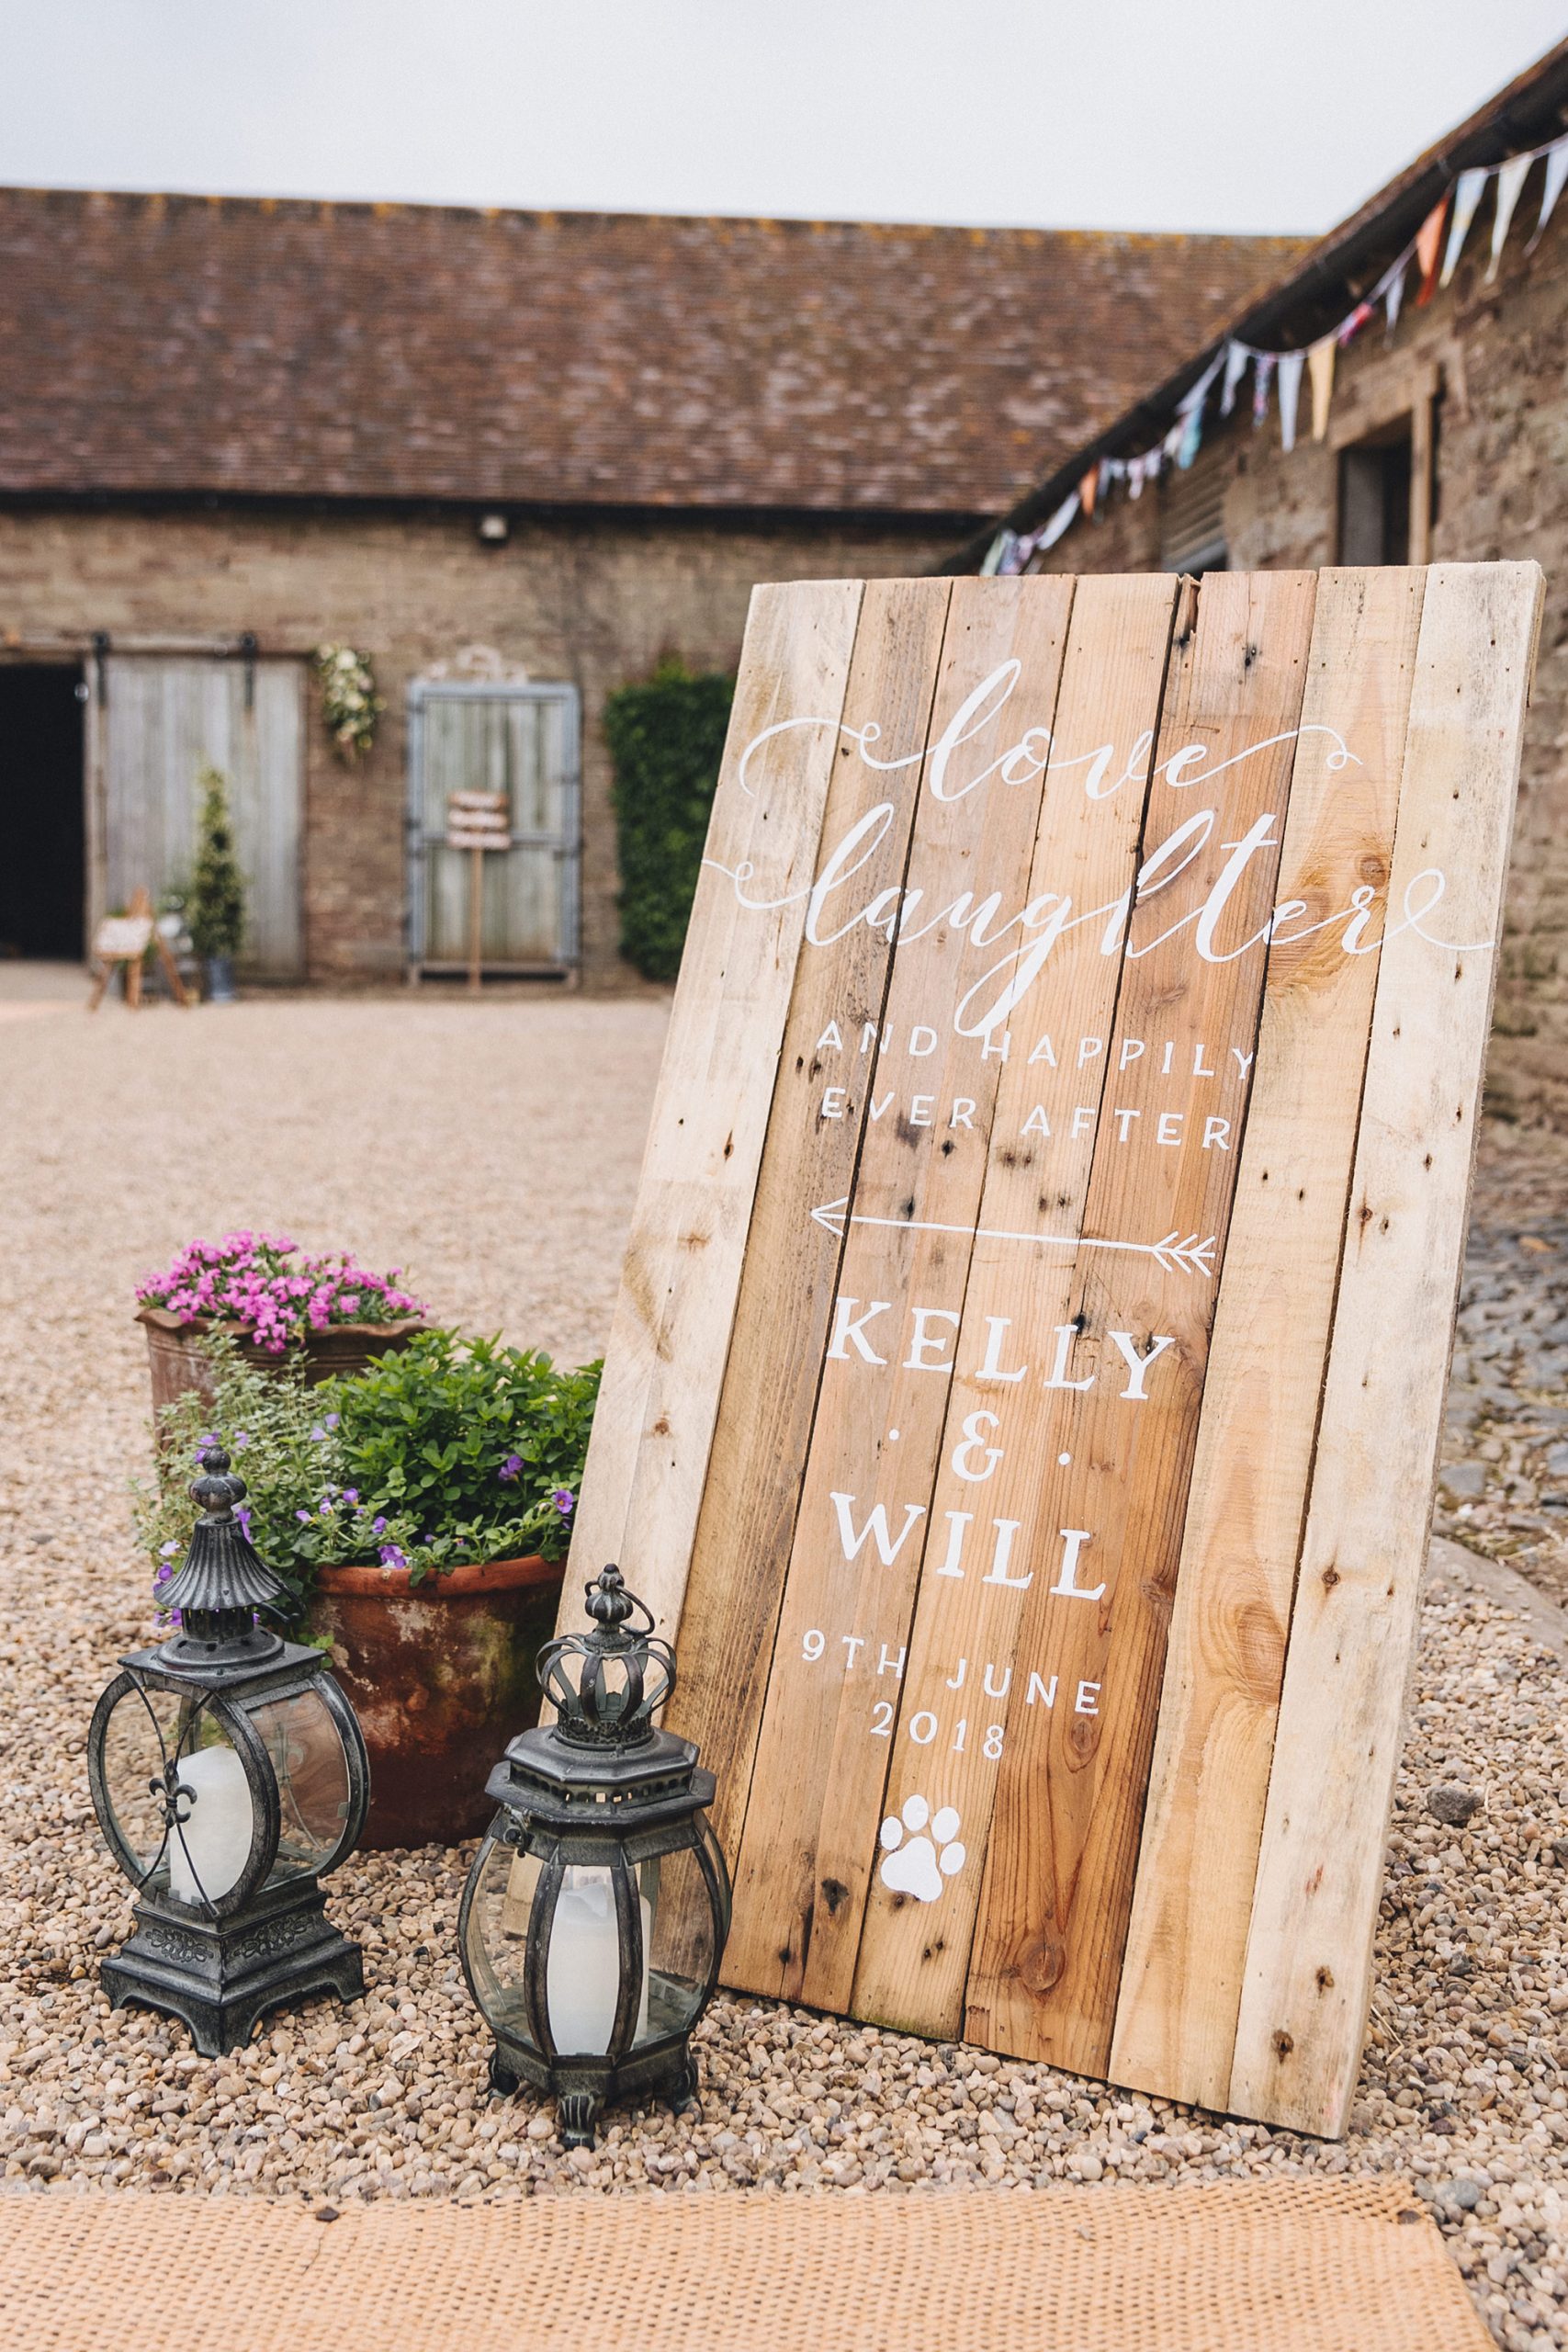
[1438,1120,1568,1615]
[2,991,1566,2350]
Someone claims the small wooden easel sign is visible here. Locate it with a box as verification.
[446,790,510,990]
[568,563,1541,2136]
[87,887,189,1010]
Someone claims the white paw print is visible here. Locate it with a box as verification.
[877,1795,966,1902]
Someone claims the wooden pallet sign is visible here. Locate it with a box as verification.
[567,564,1542,2134]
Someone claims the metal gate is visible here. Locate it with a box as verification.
[94,653,305,976]
[407,682,580,975]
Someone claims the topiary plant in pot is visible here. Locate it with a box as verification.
[186,767,246,1001]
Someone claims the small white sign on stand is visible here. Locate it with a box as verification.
[446,791,511,990]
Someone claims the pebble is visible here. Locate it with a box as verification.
[1,1002,1566,2352]
[1428,1785,1485,1828]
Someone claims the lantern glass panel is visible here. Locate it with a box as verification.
[464,1828,544,2054]
[166,1715,256,1905]
[637,1840,718,2050]
[98,1682,189,1882]
[248,1689,354,1882]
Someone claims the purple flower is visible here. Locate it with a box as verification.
[378,1543,407,1570]
[371,1515,388,1535]
[553,1488,575,1517]
[498,1453,523,1483]
[343,1488,359,1506]
[296,1509,312,1524]
[233,1430,250,1450]
[310,1425,328,1442]
[154,1564,174,1585]
[235,1506,252,1535]
[324,1412,340,1430]
[159,1539,180,1557]
[319,1499,333,1517]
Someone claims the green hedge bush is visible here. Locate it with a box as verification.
[604,657,734,980]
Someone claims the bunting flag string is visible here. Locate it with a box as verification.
[986,119,1568,576]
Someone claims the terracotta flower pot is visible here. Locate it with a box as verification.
[138,1306,426,1421]
[308,1553,566,1849]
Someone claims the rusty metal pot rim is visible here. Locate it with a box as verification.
[136,1306,429,1343]
[313,1554,561,1600]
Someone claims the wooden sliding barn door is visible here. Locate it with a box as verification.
[96,653,305,978]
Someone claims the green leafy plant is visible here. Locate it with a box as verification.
[313,644,384,763]
[604,655,734,980]
[133,1330,599,1615]
[320,1333,598,1581]
[186,768,245,959]
[132,1340,332,1614]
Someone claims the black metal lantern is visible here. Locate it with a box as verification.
[458,1564,731,2148]
[87,1445,370,2055]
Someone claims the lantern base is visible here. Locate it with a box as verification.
[486,2036,700,2150]
[101,1881,364,2057]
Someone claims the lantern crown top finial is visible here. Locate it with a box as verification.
[189,1443,246,1517]
[157,1441,289,1664]
[583,1563,636,1631]
[536,1564,675,1747]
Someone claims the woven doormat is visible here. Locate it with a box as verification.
[0,2177,1488,2352]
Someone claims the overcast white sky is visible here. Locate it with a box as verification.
[2,0,1565,235]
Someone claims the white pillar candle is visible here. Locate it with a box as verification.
[545,1866,651,2054]
[167,1745,254,1905]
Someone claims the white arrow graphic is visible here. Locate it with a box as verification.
[808,1200,1216,1280]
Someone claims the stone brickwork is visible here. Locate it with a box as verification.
[0,504,947,987]
[1035,198,1568,1125]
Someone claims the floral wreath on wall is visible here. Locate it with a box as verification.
[312,644,385,763]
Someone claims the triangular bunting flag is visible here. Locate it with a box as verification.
[1527,139,1568,252]
[1252,350,1276,428]
[1221,342,1249,416]
[1079,465,1099,519]
[1440,168,1489,288]
[979,530,1013,578]
[1037,489,1080,552]
[1415,197,1448,305]
[1127,454,1145,500]
[1337,300,1374,346]
[1308,334,1337,442]
[1487,153,1534,279]
[1277,351,1304,453]
[1383,257,1408,337]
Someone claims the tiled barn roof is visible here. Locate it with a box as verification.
[0,187,1303,519]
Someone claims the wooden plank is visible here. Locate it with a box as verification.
[1108,567,1425,2109]
[668,576,953,1864]
[963,569,1318,2075]
[846,572,1179,2037]
[1229,560,1543,2136]
[563,581,864,1645]
[722,575,1077,2007]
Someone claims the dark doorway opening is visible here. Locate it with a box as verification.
[1338,422,1415,566]
[0,666,85,959]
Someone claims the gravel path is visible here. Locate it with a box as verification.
[2,993,1565,2350]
